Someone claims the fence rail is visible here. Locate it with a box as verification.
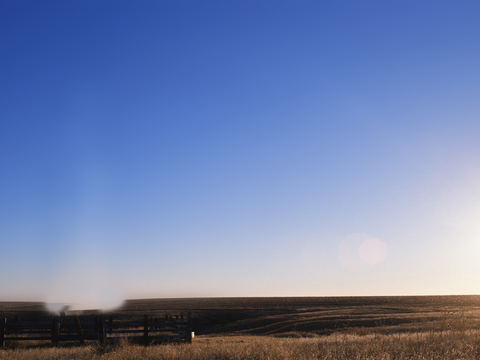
[0,312,193,347]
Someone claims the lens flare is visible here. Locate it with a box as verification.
[338,233,387,271]
[359,238,388,265]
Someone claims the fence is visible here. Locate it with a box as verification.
[0,312,193,347]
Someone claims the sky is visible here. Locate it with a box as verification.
[1,0,480,308]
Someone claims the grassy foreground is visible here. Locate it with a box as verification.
[2,331,480,360]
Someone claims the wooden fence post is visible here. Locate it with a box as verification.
[0,318,6,348]
[186,312,193,344]
[98,314,106,345]
[73,315,84,345]
[143,315,149,346]
[51,317,60,346]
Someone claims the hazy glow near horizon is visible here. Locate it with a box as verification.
[1,1,480,308]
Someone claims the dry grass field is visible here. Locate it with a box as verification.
[3,296,480,359]
[2,332,480,359]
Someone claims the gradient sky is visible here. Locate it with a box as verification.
[1,1,480,307]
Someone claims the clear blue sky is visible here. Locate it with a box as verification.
[1,0,480,308]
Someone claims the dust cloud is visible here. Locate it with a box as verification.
[43,243,125,313]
